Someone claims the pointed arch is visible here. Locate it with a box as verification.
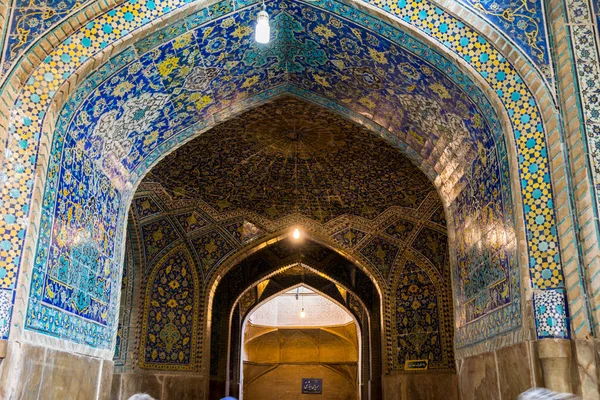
[390,251,454,371]
[138,244,200,370]
[0,0,574,373]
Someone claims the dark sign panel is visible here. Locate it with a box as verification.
[302,378,322,394]
[404,359,429,370]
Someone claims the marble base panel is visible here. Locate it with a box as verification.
[457,341,541,400]
[457,339,600,399]
[572,339,600,399]
[0,341,113,400]
[382,372,458,400]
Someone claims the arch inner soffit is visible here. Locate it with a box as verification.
[143,97,437,223]
[0,0,552,88]
[216,239,379,312]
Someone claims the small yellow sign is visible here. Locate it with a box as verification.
[404,359,428,370]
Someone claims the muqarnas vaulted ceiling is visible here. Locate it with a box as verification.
[144,97,435,222]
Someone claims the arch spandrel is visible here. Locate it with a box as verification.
[391,246,455,365]
[1,0,568,368]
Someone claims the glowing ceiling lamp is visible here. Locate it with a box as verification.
[297,286,306,318]
[255,3,270,44]
[292,227,301,240]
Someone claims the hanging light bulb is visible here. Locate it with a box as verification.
[299,286,306,318]
[292,227,301,240]
[255,4,270,44]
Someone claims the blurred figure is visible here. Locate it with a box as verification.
[518,388,580,399]
[128,394,156,400]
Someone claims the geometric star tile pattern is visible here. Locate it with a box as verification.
[360,235,401,276]
[0,289,12,338]
[534,289,569,338]
[190,230,236,275]
[133,196,163,220]
[140,218,181,264]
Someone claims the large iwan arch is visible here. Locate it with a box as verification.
[0,0,597,398]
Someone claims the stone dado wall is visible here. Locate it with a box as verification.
[4,338,600,399]
[0,341,113,400]
[456,339,600,400]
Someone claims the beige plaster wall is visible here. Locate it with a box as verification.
[244,364,358,400]
[242,324,358,400]
[244,363,358,400]
[244,324,359,364]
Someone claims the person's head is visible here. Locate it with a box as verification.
[518,389,579,399]
[127,394,156,400]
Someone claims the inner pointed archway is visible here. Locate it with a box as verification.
[241,285,360,400]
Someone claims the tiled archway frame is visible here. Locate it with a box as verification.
[0,0,560,354]
[544,0,600,339]
[0,0,573,349]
